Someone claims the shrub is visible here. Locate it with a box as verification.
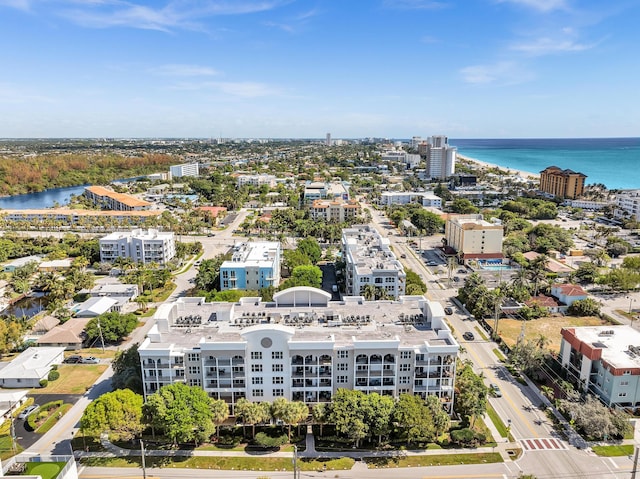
[48,370,60,381]
[39,379,48,388]
[450,428,486,447]
[254,432,288,449]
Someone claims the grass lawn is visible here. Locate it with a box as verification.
[498,316,607,353]
[74,348,116,360]
[0,435,23,460]
[24,462,66,479]
[34,404,72,434]
[366,452,503,468]
[80,456,354,471]
[35,364,108,394]
[486,404,509,439]
[492,348,507,362]
[592,444,634,457]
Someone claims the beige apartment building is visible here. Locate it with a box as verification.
[444,214,503,264]
[539,166,586,199]
[309,199,360,223]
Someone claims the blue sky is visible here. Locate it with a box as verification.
[1,0,639,138]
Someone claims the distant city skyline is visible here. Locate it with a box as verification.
[1,0,639,139]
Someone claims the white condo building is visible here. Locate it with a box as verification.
[379,191,442,209]
[138,288,459,414]
[615,190,640,221]
[99,228,176,265]
[236,174,277,188]
[419,135,456,180]
[170,163,200,178]
[342,225,406,299]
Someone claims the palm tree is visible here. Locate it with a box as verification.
[362,284,376,301]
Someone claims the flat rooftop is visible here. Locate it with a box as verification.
[151,297,455,350]
[570,326,640,369]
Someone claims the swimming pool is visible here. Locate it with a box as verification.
[478,264,516,271]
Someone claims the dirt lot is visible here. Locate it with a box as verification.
[498,316,608,353]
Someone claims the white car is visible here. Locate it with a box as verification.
[18,404,40,420]
[82,356,100,364]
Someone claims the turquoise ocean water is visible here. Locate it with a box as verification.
[448,138,640,191]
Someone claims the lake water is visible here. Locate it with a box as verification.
[0,185,88,210]
[1,292,48,319]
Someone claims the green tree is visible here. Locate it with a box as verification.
[86,312,138,344]
[568,297,601,316]
[328,389,369,447]
[111,343,143,394]
[454,361,488,427]
[312,403,328,437]
[364,393,394,444]
[235,398,269,439]
[392,393,435,445]
[451,198,479,214]
[81,389,144,441]
[143,383,214,446]
[424,394,450,437]
[297,237,322,264]
[211,399,230,439]
[279,265,323,290]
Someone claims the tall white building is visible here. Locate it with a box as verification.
[236,174,277,188]
[99,228,176,265]
[615,190,640,221]
[326,133,332,146]
[419,136,456,180]
[342,225,406,299]
[219,242,281,291]
[170,163,200,178]
[138,288,458,414]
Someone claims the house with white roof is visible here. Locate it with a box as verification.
[0,347,65,388]
[73,297,119,317]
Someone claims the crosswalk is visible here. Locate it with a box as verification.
[520,437,568,451]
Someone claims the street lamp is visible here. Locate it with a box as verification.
[140,439,147,479]
[629,296,636,314]
[293,444,298,479]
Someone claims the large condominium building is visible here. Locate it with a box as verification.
[418,136,456,180]
[615,190,640,221]
[560,326,640,409]
[539,166,586,199]
[342,225,406,299]
[138,287,459,414]
[170,163,200,178]
[236,174,277,188]
[219,242,281,291]
[309,199,361,223]
[379,191,442,209]
[99,228,176,265]
[445,214,503,264]
[84,186,151,211]
[380,150,421,169]
[0,208,161,227]
[303,181,350,202]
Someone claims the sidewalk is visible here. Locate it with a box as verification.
[83,432,516,461]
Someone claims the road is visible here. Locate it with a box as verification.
[365,202,638,479]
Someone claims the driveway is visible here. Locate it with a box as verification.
[16,393,82,449]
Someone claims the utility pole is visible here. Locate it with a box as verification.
[293,444,298,479]
[97,317,105,352]
[631,445,639,479]
[140,439,147,479]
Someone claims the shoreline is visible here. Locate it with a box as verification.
[457,154,540,180]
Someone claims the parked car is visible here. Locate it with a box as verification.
[490,383,502,397]
[400,254,406,259]
[457,268,467,274]
[82,356,99,364]
[64,355,83,364]
[462,331,475,341]
[444,307,454,315]
[453,276,460,282]
[18,404,40,420]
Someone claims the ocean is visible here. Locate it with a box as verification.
[448,138,640,191]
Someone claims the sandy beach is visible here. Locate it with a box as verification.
[457,154,540,180]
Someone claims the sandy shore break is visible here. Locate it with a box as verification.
[458,154,540,180]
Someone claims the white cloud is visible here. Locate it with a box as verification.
[151,64,219,77]
[460,61,533,85]
[511,36,595,55]
[0,83,57,104]
[169,80,281,98]
[58,1,290,32]
[0,0,31,10]
[496,0,568,12]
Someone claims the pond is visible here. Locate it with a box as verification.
[1,292,49,319]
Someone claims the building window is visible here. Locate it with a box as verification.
[337,376,348,384]
[400,364,410,372]
[273,389,284,397]
[274,377,284,384]
[338,350,348,359]
[621,381,629,386]
[251,352,263,360]
[189,379,202,387]
[619,392,628,397]
[188,366,200,374]
[272,351,283,360]
[624,370,631,375]
[187,353,200,362]
[400,376,410,384]
[337,363,348,371]
[272,364,283,372]
[400,351,411,359]
[252,377,263,385]
[252,389,263,397]
[251,364,263,372]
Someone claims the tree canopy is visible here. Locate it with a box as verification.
[86,312,138,344]
[81,389,144,441]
